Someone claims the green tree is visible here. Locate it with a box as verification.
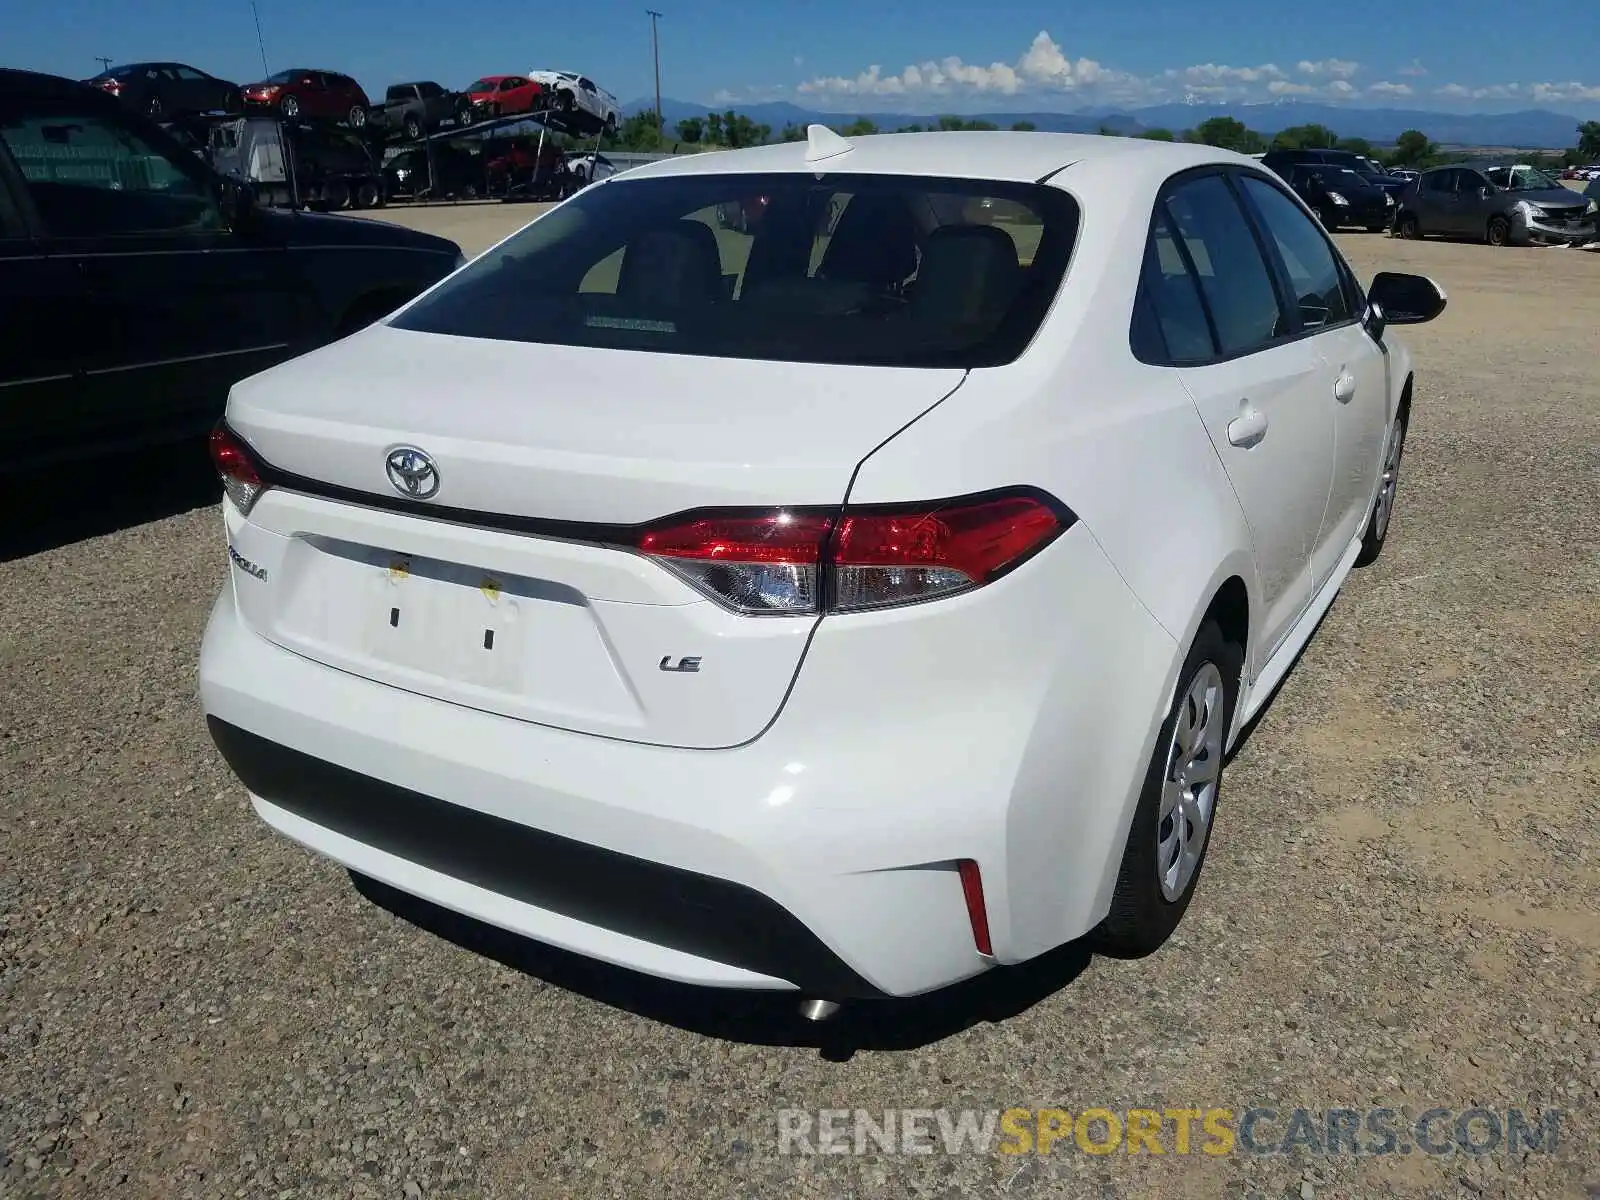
[1578,121,1600,160]
[1139,127,1176,141]
[675,116,704,144]
[897,123,926,133]
[840,117,878,136]
[779,121,806,142]
[1391,128,1436,166]
[1011,120,1037,131]
[608,112,662,150]
[1272,123,1338,150]
[705,111,724,144]
[1336,136,1374,158]
[1191,116,1265,153]
[719,111,770,148]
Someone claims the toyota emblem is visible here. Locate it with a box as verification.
[385,446,440,500]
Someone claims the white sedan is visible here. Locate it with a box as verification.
[200,127,1444,1013]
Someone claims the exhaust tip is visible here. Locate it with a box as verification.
[799,998,841,1022]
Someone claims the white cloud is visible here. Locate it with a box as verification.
[778,34,1599,114]
[1298,58,1360,79]
[793,55,804,68]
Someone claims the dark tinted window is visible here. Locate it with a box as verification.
[1238,175,1353,328]
[0,105,220,236]
[265,69,302,84]
[1458,169,1487,192]
[1425,170,1456,194]
[174,66,206,81]
[391,172,1080,368]
[1160,174,1285,356]
[418,82,443,98]
[1135,206,1215,364]
[466,80,495,93]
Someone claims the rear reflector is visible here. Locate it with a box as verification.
[631,488,1071,615]
[209,425,267,516]
[957,859,994,957]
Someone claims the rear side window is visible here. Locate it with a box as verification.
[1237,175,1353,328]
[390,172,1082,368]
[1134,207,1215,364]
[1159,174,1285,357]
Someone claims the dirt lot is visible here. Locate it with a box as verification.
[2,205,1597,1200]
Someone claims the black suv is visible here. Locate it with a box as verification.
[1262,149,1394,232]
[0,69,464,475]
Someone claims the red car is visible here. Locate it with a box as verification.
[242,68,371,128]
[460,75,545,125]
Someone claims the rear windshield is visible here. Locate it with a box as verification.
[390,172,1080,368]
[265,69,303,84]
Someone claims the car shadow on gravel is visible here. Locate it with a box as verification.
[352,873,1093,1060]
[0,439,221,562]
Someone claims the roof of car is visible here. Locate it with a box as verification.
[618,130,1255,185]
[0,67,118,99]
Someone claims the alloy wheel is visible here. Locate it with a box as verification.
[1373,418,1406,540]
[1157,662,1225,901]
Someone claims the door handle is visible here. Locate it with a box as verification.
[1334,371,1357,403]
[1226,406,1268,448]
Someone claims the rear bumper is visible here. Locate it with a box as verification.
[199,521,1181,999]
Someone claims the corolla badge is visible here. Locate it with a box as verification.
[385,446,440,500]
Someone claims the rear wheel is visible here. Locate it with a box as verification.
[558,89,575,113]
[280,95,300,119]
[403,115,423,141]
[1093,619,1242,958]
[1355,409,1407,567]
[352,180,380,209]
[348,105,368,129]
[1487,215,1511,246]
[1395,211,1421,239]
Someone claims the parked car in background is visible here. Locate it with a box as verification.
[459,76,545,125]
[1263,148,1406,198]
[564,150,617,186]
[525,70,619,133]
[1278,161,1394,231]
[243,69,371,129]
[85,61,242,118]
[383,143,483,200]
[1393,163,1595,245]
[199,130,1446,1012]
[371,81,462,142]
[481,134,568,196]
[0,68,463,475]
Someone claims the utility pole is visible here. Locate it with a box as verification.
[646,9,663,145]
[95,57,113,74]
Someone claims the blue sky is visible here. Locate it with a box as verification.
[9,0,1600,117]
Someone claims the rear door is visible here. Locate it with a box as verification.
[1423,169,1465,235]
[0,92,310,448]
[1235,171,1389,587]
[1147,169,1337,662]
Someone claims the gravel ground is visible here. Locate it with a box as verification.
[1,218,1597,1200]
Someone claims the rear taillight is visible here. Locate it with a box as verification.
[631,488,1071,615]
[209,425,267,515]
[99,79,123,94]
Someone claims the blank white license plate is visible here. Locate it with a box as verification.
[363,555,527,691]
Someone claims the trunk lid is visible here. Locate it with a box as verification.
[223,325,965,748]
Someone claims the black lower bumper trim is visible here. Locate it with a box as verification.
[206,717,884,999]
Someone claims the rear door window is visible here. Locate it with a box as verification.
[390,172,1081,368]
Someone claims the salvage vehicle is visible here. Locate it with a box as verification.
[208,117,386,211]
[1393,163,1595,245]
[458,76,545,125]
[525,70,620,134]
[371,81,462,142]
[85,60,242,119]
[200,126,1446,1013]
[0,69,462,475]
[242,68,371,129]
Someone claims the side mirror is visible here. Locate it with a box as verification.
[1367,271,1447,333]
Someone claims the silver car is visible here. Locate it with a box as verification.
[1393,163,1595,246]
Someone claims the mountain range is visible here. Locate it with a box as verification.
[623,97,1590,150]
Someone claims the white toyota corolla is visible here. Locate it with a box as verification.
[200,127,1445,1012]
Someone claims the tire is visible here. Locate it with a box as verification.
[1395,212,1421,240]
[352,180,380,209]
[147,96,163,118]
[324,180,351,211]
[1486,215,1511,246]
[280,95,300,119]
[403,115,423,141]
[1320,207,1343,230]
[1093,619,1243,958]
[1355,409,1407,567]
[603,113,617,136]
[348,105,368,129]
[457,105,475,128]
[558,90,575,113]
